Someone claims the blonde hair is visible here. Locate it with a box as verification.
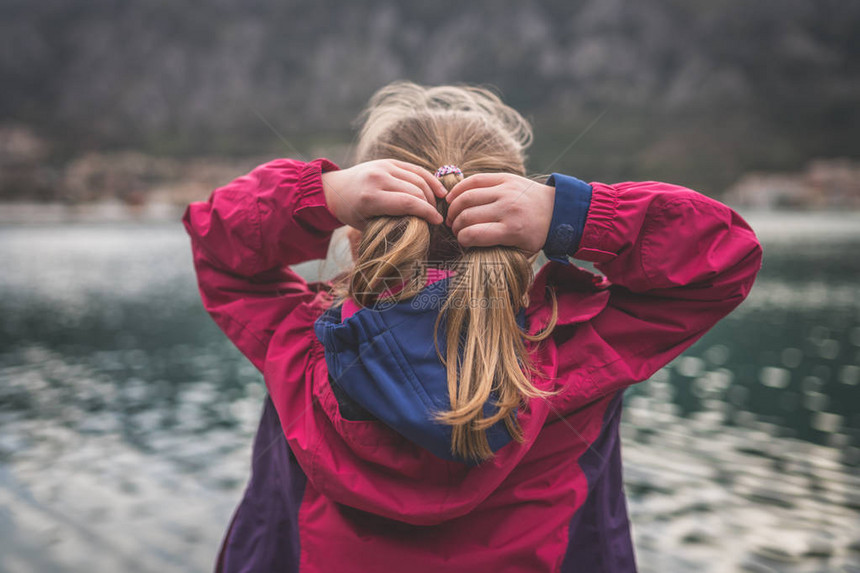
[333,81,559,463]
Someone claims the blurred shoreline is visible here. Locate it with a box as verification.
[0,201,185,224]
[2,126,859,224]
[2,201,860,232]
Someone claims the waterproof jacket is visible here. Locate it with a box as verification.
[182,157,763,573]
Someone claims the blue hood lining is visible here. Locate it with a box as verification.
[313,277,527,464]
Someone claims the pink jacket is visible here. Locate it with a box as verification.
[182,158,763,572]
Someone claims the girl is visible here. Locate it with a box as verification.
[182,81,762,572]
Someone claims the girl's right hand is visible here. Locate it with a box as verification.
[321,159,446,230]
[445,173,555,257]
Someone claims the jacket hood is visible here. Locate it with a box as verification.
[313,276,526,465]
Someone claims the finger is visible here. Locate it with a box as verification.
[389,159,448,198]
[456,222,511,248]
[383,178,443,221]
[446,187,502,226]
[450,203,501,236]
[447,173,509,204]
[388,167,436,205]
[380,173,426,202]
[375,190,444,224]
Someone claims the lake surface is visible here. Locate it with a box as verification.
[0,211,858,572]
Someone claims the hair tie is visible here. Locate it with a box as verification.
[434,165,463,178]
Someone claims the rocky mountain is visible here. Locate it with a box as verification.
[1,0,858,198]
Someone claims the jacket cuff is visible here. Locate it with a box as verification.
[295,158,343,233]
[541,173,593,263]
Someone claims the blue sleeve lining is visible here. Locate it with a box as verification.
[541,173,593,264]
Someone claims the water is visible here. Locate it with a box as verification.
[0,212,858,572]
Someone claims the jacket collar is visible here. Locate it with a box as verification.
[526,261,611,334]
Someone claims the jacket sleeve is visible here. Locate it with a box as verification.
[542,173,763,403]
[181,157,343,373]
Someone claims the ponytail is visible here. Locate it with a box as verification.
[433,247,558,462]
[336,80,560,463]
[348,215,430,308]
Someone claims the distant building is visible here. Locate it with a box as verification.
[724,159,860,210]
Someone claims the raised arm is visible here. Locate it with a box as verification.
[181,158,343,372]
[445,171,763,409]
[544,173,763,406]
[182,157,447,373]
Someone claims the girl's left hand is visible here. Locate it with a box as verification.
[321,159,446,230]
[445,173,555,256]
